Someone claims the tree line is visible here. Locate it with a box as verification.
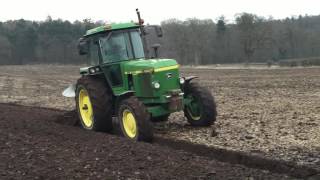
[0,17,95,65]
[1,14,320,65]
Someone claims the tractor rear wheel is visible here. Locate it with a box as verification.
[184,82,217,126]
[118,96,153,142]
[76,76,113,132]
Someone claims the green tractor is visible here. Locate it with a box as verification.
[63,9,217,142]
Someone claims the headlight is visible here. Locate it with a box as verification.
[89,68,96,74]
[179,77,185,84]
[153,82,160,89]
[89,66,101,74]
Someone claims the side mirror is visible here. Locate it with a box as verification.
[155,26,163,37]
[78,38,88,55]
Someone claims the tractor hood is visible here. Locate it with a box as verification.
[123,59,179,74]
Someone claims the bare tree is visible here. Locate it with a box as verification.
[236,13,272,62]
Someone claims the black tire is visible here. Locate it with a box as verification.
[184,82,217,126]
[151,114,170,122]
[75,76,113,132]
[118,96,153,142]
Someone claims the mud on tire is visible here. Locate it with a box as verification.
[184,82,217,126]
[76,76,113,132]
[118,96,153,142]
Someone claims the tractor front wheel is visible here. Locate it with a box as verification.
[118,96,153,142]
[76,76,113,132]
[184,82,217,126]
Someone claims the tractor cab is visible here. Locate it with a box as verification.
[78,23,143,64]
[77,23,147,89]
[77,21,181,98]
[78,22,163,65]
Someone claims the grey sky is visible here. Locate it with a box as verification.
[1,0,319,24]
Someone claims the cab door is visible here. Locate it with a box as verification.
[98,32,130,94]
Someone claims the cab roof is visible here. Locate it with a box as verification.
[84,22,140,37]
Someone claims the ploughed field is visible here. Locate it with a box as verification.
[0,103,291,179]
[0,65,320,178]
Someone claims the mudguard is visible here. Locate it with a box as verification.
[184,76,198,83]
[118,90,135,96]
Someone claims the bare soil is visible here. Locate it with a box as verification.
[0,103,289,179]
[0,64,320,178]
[170,67,320,168]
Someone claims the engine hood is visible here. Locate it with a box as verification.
[123,59,179,74]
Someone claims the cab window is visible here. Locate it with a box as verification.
[99,30,145,63]
[100,32,132,63]
[88,39,100,65]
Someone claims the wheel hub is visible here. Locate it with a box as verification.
[79,89,93,128]
[122,109,137,138]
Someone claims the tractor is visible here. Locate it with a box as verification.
[63,9,217,142]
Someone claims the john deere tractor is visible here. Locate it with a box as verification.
[63,9,217,142]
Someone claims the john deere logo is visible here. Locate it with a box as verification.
[166,73,172,79]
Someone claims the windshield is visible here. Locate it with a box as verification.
[99,30,144,63]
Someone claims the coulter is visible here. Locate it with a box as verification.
[63,9,217,142]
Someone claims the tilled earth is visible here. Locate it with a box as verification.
[0,103,290,179]
[173,67,320,168]
[0,65,320,178]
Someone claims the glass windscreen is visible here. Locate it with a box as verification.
[130,31,144,59]
[99,30,144,63]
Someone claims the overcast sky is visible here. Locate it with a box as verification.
[0,0,319,24]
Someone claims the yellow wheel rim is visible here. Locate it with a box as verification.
[122,109,137,138]
[79,88,93,128]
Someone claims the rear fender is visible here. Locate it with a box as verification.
[184,76,198,83]
[62,73,112,98]
[118,91,135,97]
[182,76,198,92]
